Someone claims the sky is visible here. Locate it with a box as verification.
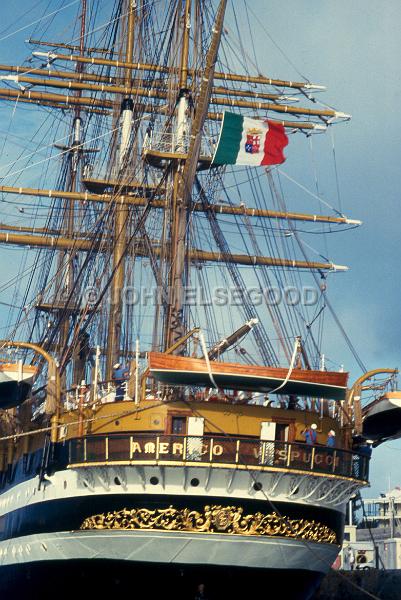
[230,0,401,500]
[0,0,400,501]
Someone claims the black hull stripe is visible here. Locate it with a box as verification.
[0,492,345,543]
[0,559,324,600]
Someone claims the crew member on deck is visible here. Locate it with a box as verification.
[348,547,355,571]
[359,440,373,458]
[112,363,128,401]
[326,430,336,448]
[301,423,317,445]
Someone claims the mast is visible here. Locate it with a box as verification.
[0,0,359,385]
[165,0,228,350]
[164,0,193,349]
[68,0,87,385]
[105,0,136,379]
[35,0,88,385]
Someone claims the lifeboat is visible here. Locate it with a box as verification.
[0,362,37,409]
[362,391,401,442]
[148,352,348,400]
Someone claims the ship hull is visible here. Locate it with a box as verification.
[0,557,325,600]
[0,468,349,600]
[0,442,366,599]
[0,524,336,599]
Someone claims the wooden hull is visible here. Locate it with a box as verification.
[148,353,348,400]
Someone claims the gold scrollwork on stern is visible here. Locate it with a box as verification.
[80,505,337,544]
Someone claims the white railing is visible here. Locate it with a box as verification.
[143,130,216,157]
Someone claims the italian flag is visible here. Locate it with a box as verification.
[212,112,288,166]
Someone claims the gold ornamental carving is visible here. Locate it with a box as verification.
[80,505,337,544]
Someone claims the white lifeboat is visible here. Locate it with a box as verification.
[362,391,401,443]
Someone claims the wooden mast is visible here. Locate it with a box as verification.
[0,0,357,391]
[164,0,193,349]
[105,0,136,379]
[165,0,228,349]
[27,0,89,387]
[63,0,87,384]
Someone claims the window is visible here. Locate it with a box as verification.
[275,423,289,442]
[171,416,186,435]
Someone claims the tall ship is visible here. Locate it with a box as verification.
[0,2,398,599]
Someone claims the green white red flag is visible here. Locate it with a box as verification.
[212,112,288,166]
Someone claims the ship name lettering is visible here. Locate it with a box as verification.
[289,450,311,463]
[212,444,224,456]
[158,442,169,454]
[276,449,287,462]
[128,440,225,457]
[173,442,184,454]
[201,444,209,455]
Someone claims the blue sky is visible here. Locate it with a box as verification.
[238,0,401,499]
[0,0,400,499]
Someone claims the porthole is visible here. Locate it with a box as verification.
[150,477,159,485]
[253,481,263,491]
[190,478,200,487]
[63,480,67,490]
[114,477,121,485]
[115,420,120,426]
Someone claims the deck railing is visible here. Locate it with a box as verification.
[68,434,369,482]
